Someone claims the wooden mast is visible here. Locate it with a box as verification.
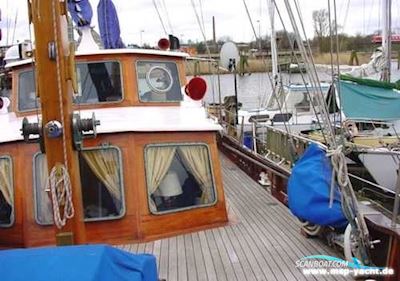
[28,0,86,244]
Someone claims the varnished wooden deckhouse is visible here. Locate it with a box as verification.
[0,49,228,247]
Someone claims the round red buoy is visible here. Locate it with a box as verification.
[185,77,207,100]
[158,38,170,50]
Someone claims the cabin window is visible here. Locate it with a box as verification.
[74,61,123,104]
[144,143,216,214]
[78,147,125,220]
[33,147,125,224]
[136,61,182,102]
[17,61,123,112]
[0,156,14,227]
[18,70,37,111]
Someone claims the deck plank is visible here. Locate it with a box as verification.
[118,154,350,281]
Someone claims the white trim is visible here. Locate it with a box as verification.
[5,49,189,69]
[0,106,222,143]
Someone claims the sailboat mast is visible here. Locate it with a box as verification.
[382,0,392,81]
[268,0,279,88]
[28,0,86,244]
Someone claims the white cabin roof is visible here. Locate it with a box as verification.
[5,48,189,69]
[0,104,221,144]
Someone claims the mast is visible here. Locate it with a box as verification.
[268,0,279,88]
[382,0,392,81]
[28,0,86,244]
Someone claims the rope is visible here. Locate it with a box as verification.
[46,165,75,229]
[327,145,349,188]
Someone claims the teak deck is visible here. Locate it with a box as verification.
[118,154,350,281]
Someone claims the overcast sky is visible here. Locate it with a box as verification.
[0,0,399,47]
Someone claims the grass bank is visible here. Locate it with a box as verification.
[185,51,373,76]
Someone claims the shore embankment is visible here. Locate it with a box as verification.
[185,51,372,76]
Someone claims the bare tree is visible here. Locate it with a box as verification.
[312,9,329,52]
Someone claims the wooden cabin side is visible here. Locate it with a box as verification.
[0,51,228,248]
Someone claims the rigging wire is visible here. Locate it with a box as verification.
[198,0,206,36]
[152,0,168,35]
[271,0,327,142]
[11,9,18,45]
[161,0,174,34]
[290,0,335,144]
[240,0,291,136]
[189,0,217,105]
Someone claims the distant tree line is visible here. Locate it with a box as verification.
[186,8,392,55]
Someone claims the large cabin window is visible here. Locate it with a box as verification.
[75,61,123,104]
[136,61,182,102]
[17,61,123,112]
[144,143,216,214]
[33,147,125,224]
[0,156,14,227]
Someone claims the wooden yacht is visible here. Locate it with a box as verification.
[0,1,397,280]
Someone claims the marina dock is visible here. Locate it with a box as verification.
[119,154,349,281]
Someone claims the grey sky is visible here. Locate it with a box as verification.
[0,0,399,47]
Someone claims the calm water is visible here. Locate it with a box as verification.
[198,71,332,110]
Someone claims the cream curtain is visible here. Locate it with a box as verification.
[81,149,121,209]
[0,158,12,207]
[36,154,53,224]
[179,146,214,204]
[145,146,176,212]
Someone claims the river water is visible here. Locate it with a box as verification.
[199,71,333,110]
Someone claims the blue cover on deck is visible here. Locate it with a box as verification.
[288,144,348,228]
[0,244,157,281]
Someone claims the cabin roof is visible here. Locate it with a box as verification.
[0,103,221,143]
[5,48,189,69]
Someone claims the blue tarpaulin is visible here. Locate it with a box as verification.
[98,0,125,49]
[338,80,400,121]
[288,144,348,228]
[68,0,93,27]
[0,244,157,281]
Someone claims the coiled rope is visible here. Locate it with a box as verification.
[46,164,75,229]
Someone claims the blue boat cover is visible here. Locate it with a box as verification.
[288,144,348,228]
[0,244,157,281]
[68,0,93,27]
[98,0,125,49]
[338,80,400,121]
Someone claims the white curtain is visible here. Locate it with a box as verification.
[81,149,121,209]
[145,146,176,212]
[0,158,12,207]
[36,154,53,224]
[179,146,214,204]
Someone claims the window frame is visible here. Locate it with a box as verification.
[32,146,126,225]
[17,60,125,113]
[135,60,182,103]
[0,155,14,228]
[17,68,37,113]
[74,60,125,106]
[144,142,218,215]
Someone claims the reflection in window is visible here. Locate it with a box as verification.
[18,70,37,111]
[33,148,124,224]
[75,61,122,104]
[145,144,216,214]
[0,157,13,227]
[137,61,182,102]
